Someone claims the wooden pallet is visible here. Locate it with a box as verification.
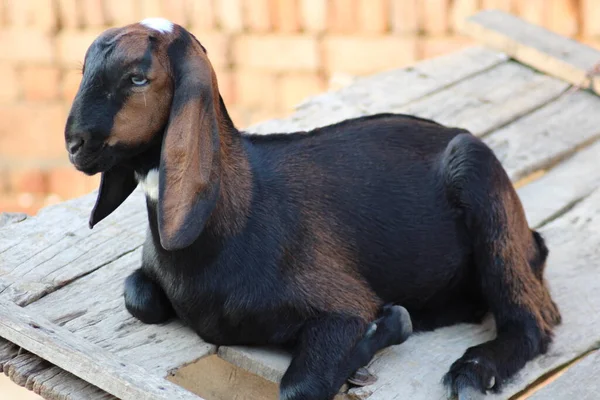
[2,10,600,400]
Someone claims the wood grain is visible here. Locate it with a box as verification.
[0,300,202,400]
[247,46,508,134]
[461,9,600,94]
[528,350,600,399]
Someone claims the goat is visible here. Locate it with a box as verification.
[64,18,561,400]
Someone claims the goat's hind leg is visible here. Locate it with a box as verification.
[347,304,413,386]
[440,133,561,399]
[280,306,412,400]
[124,268,175,324]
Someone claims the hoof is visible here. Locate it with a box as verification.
[348,367,377,387]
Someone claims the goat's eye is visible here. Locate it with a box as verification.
[131,75,148,86]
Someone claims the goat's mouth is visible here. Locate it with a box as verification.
[70,145,111,175]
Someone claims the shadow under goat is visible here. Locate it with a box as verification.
[63,18,561,400]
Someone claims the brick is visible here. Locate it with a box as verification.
[81,0,107,27]
[327,0,358,33]
[421,0,450,35]
[58,0,82,29]
[0,64,20,103]
[545,0,578,37]
[390,0,420,34]
[30,0,58,32]
[236,69,280,110]
[188,0,216,30]
[6,0,59,32]
[299,0,327,32]
[85,173,102,192]
[481,0,514,13]
[419,35,475,60]
[247,108,284,126]
[244,0,272,32]
[160,0,187,26]
[358,0,388,33]
[140,0,162,19]
[8,168,48,194]
[0,29,54,63]
[62,70,83,103]
[0,194,46,215]
[47,166,93,199]
[279,72,326,110]
[450,0,480,32]
[580,0,600,36]
[4,0,30,27]
[233,35,319,71]
[271,0,300,33]
[0,104,67,159]
[105,0,138,26]
[580,38,600,51]
[190,31,231,68]
[323,35,417,75]
[216,0,244,32]
[214,68,235,105]
[514,0,545,26]
[20,66,61,101]
[56,29,104,67]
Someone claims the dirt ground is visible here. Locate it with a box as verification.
[0,374,42,399]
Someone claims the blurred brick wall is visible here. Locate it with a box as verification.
[0,0,596,214]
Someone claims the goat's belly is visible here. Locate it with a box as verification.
[167,291,303,346]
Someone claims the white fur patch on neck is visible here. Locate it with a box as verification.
[141,18,174,33]
[136,169,159,201]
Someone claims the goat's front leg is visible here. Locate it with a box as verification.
[280,306,413,400]
[124,268,175,324]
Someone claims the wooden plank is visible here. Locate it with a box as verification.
[528,350,600,399]
[461,9,600,95]
[346,187,600,399]
[483,89,600,182]
[0,212,27,228]
[25,249,216,377]
[394,61,568,136]
[247,46,508,134]
[518,140,600,228]
[217,346,291,383]
[0,189,147,306]
[0,299,202,400]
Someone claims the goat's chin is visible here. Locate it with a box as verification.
[71,151,117,176]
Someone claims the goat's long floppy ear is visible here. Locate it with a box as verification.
[157,31,221,251]
[89,165,137,228]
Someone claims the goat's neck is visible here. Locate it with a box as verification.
[207,100,253,237]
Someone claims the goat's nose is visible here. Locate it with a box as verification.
[67,137,85,155]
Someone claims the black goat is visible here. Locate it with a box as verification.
[64,18,561,400]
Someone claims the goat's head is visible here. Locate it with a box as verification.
[65,18,223,251]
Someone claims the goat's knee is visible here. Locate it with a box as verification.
[124,268,174,324]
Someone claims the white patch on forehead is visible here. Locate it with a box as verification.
[136,168,159,201]
[141,18,174,33]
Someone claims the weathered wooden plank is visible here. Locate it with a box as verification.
[518,140,600,228]
[394,61,568,136]
[348,187,600,399]
[217,346,291,383]
[528,350,600,399]
[25,249,216,377]
[0,189,147,306]
[247,46,508,134]
[0,299,203,400]
[483,89,600,182]
[461,9,600,95]
[0,212,27,228]
[0,337,20,373]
